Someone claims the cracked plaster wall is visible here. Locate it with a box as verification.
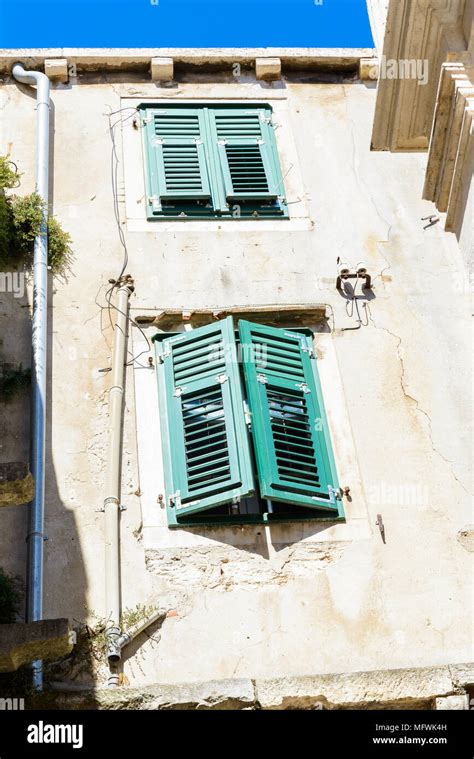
[0,74,471,689]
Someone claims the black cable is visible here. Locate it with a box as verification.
[99,105,152,365]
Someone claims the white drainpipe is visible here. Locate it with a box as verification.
[103,278,165,687]
[11,62,51,692]
[104,278,134,665]
[12,65,160,689]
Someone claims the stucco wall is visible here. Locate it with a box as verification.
[0,70,471,688]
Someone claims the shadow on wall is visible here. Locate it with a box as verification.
[0,84,94,697]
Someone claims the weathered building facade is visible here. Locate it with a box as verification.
[0,3,472,709]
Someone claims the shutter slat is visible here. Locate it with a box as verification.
[239,320,340,512]
[157,318,255,519]
[215,112,263,138]
[146,109,211,202]
[210,109,280,201]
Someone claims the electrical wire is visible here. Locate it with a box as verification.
[344,276,358,318]
[96,105,152,366]
[324,302,336,333]
[341,276,369,331]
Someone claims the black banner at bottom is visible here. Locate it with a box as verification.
[0,709,472,757]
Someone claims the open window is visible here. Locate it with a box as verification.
[154,318,343,527]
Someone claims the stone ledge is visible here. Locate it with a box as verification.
[134,304,328,330]
[30,662,474,710]
[0,619,73,672]
[450,662,474,688]
[254,665,466,710]
[0,47,375,75]
[435,695,469,710]
[44,678,256,710]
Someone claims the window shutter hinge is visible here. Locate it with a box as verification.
[217,374,228,384]
[296,382,311,394]
[243,399,252,427]
[218,139,227,146]
[174,386,186,397]
[327,485,341,504]
[257,373,268,384]
[153,138,164,146]
[169,490,182,509]
[159,349,171,363]
[142,115,152,124]
[148,195,162,212]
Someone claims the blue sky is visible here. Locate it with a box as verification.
[0,0,374,49]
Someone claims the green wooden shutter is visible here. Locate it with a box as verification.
[143,108,211,211]
[156,318,255,517]
[210,108,280,201]
[239,320,340,512]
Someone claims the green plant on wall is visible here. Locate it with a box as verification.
[0,156,21,190]
[43,604,163,686]
[0,155,73,275]
[0,192,11,263]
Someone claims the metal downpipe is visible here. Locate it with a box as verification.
[12,63,51,692]
[103,279,163,686]
[104,278,134,668]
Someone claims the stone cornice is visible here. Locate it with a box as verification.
[0,47,375,75]
[371,0,468,151]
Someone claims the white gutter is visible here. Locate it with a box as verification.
[11,62,51,692]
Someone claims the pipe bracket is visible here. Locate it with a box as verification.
[25,531,47,542]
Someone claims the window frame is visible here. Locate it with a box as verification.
[140,103,289,221]
[154,319,344,528]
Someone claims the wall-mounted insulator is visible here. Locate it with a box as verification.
[338,262,351,278]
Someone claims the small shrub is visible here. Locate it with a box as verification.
[9,193,44,253]
[46,215,74,274]
[6,193,73,275]
[0,155,73,275]
[0,568,23,624]
[0,192,11,262]
[0,156,21,190]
